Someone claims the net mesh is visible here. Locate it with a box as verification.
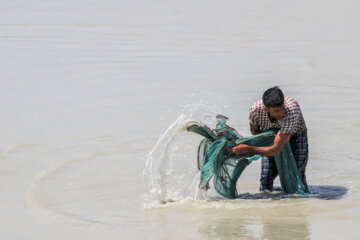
[186,115,309,199]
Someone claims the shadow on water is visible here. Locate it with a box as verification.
[308,185,348,200]
[234,185,348,200]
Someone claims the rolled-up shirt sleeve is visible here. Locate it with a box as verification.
[249,105,258,125]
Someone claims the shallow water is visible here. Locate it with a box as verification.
[1,0,360,239]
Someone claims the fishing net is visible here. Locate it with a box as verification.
[186,115,309,199]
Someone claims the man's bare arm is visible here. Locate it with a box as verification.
[250,123,260,135]
[230,131,290,157]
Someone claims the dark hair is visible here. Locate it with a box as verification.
[262,86,284,108]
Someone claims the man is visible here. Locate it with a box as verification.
[230,86,309,192]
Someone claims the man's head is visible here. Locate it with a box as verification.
[262,86,285,120]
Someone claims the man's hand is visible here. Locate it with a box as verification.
[229,144,248,155]
[230,131,290,157]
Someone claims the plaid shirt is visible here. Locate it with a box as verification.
[249,96,307,135]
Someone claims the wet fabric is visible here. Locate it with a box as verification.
[186,115,309,199]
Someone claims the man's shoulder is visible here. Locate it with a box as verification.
[250,99,264,111]
[284,96,301,112]
[285,96,297,104]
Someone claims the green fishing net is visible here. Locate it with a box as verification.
[186,115,309,199]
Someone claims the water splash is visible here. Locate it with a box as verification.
[143,98,222,208]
